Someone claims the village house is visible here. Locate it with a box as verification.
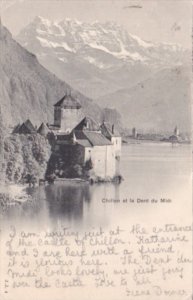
[47,93,122,180]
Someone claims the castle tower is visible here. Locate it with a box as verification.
[54,93,82,133]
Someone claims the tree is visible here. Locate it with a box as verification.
[0,108,5,182]
[71,164,83,178]
[3,134,51,183]
[84,158,93,170]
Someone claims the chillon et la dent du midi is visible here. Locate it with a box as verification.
[13,93,122,184]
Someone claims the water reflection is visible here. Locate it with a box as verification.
[1,143,192,230]
[44,183,91,221]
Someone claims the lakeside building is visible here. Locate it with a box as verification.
[48,94,122,180]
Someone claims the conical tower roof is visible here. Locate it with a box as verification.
[54,94,81,109]
[37,122,49,135]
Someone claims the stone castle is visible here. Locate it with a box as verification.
[47,93,122,180]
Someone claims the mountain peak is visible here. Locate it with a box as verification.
[0,22,12,41]
[34,15,51,26]
[18,16,186,55]
[16,16,189,107]
[1,23,113,129]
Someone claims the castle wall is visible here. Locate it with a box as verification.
[111,136,122,157]
[84,145,116,178]
[54,108,61,127]
[60,108,81,133]
[85,147,92,162]
[48,141,118,179]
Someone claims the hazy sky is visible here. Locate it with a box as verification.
[0,0,192,48]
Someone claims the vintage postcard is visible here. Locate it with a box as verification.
[0,0,192,299]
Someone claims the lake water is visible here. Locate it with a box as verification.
[2,142,192,230]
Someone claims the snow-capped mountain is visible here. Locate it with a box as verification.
[16,16,188,99]
[14,17,191,133]
[0,22,122,129]
[18,16,186,65]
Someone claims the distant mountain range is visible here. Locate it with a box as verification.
[15,16,191,133]
[97,66,191,133]
[16,17,189,99]
[0,22,122,130]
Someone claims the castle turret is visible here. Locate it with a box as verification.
[54,93,82,133]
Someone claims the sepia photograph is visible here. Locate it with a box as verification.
[0,0,192,299]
